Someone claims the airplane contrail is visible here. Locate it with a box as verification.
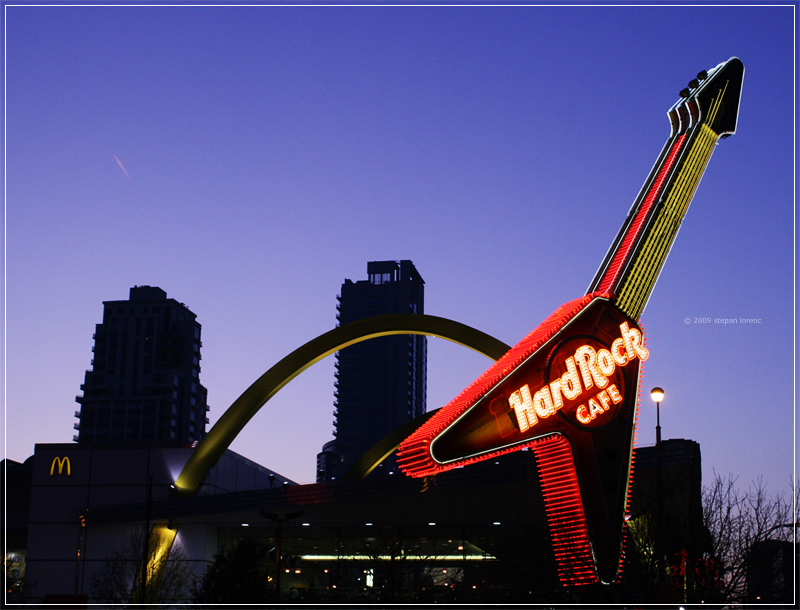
[113,154,133,182]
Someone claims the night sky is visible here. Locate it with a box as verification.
[4,3,796,498]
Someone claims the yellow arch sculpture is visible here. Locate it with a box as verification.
[137,313,508,595]
[172,312,510,497]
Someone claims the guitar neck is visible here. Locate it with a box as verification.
[587,58,744,320]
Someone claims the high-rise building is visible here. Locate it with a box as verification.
[74,286,209,444]
[317,261,426,481]
[630,438,703,536]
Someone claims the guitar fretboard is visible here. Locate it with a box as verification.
[588,75,736,320]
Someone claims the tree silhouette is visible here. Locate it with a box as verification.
[191,538,271,604]
[90,525,193,608]
[700,473,797,604]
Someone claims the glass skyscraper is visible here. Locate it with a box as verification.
[317,261,426,481]
[74,286,209,444]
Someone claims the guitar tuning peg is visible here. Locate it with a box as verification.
[688,79,700,89]
[679,88,691,98]
[696,69,708,81]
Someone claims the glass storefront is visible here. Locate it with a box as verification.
[5,550,26,600]
[208,524,553,603]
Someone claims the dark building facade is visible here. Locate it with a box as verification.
[7,436,712,606]
[74,286,209,445]
[318,261,426,481]
[747,539,798,604]
[631,438,703,529]
[626,439,705,602]
[10,444,553,605]
[14,443,294,605]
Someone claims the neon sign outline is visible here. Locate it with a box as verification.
[398,57,744,586]
[137,57,743,592]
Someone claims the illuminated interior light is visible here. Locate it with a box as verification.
[242,523,249,527]
[301,554,496,561]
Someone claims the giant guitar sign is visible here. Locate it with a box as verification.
[398,58,744,586]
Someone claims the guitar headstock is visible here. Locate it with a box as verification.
[668,56,744,138]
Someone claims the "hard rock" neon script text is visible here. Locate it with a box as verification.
[508,322,648,432]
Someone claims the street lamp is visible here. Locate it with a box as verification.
[650,386,664,447]
[650,387,665,596]
[261,509,305,603]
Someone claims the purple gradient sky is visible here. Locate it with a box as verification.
[4,3,796,496]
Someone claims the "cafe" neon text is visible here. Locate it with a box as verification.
[508,322,649,432]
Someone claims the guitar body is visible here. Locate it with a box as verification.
[398,57,745,585]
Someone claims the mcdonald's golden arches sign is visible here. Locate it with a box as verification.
[50,456,71,476]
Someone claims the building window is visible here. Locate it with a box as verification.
[370,273,393,285]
